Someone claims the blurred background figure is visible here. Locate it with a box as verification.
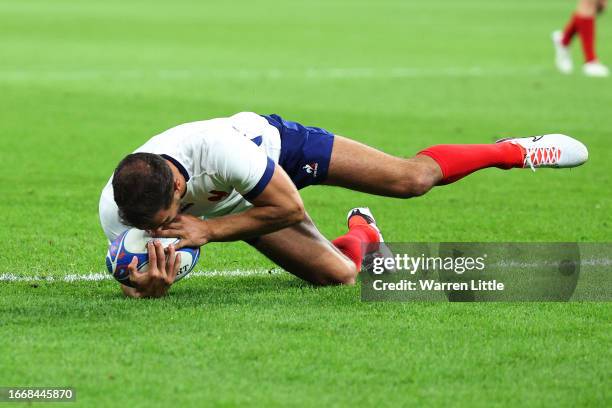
[552,0,609,77]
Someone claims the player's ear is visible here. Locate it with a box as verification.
[171,178,182,202]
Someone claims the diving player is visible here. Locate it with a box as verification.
[99,112,589,297]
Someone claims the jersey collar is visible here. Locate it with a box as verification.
[160,154,190,183]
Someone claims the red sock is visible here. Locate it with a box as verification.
[576,16,597,62]
[562,14,580,46]
[418,142,524,185]
[332,217,380,271]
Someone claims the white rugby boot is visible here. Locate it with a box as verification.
[346,207,395,272]
[583,61,610,77]
[552,31,573,74]
[496,134,588,171]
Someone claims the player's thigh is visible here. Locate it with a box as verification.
[323,135,441,197]
[247,212,357,285]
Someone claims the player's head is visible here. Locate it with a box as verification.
[112,153,182,230]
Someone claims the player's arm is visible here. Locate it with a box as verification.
[153,130,305,246]
[154,164,304,247]
[208,164,305,241]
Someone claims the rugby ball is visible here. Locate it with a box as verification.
[105,228,200,287]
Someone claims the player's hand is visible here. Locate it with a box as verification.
[152,214,209,249]
[126,240,180,298]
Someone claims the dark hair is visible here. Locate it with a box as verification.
[112,153,174,229]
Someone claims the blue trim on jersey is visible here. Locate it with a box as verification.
[243,157,275,201]
[160,154,190,182]
[251,136,263,146]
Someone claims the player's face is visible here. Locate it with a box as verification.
[146,176,184,231]
[150,195,181,230]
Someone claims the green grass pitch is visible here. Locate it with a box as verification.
[0,0,610,406]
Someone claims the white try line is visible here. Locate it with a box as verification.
[0,269,281,283]
[1,258,609,283]
[0,66,549,82]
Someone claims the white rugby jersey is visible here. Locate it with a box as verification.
[99,112,281,242]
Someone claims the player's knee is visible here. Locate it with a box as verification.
[395,172,434,198]
[331,262,359,285]
[389,160,437,198]
[334,269,357,285]
[410,174,434,197]
[319,264,358,286]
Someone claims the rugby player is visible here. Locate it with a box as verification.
[553,0,609,77]
[99,112,588,297]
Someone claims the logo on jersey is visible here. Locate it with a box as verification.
[208,190,230,202]
[303,162,319,178]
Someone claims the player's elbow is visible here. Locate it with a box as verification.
[276,194,305,225]
[285,200,306,225]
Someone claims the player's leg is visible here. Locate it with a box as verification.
[580,0,609,76]
[555,0,609,77]
[322,135,442,197]
[262,113,587,200]
[553,3,580,74]
[323,134,588,198]
[324,135,522,197]
[246,211,379,285]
